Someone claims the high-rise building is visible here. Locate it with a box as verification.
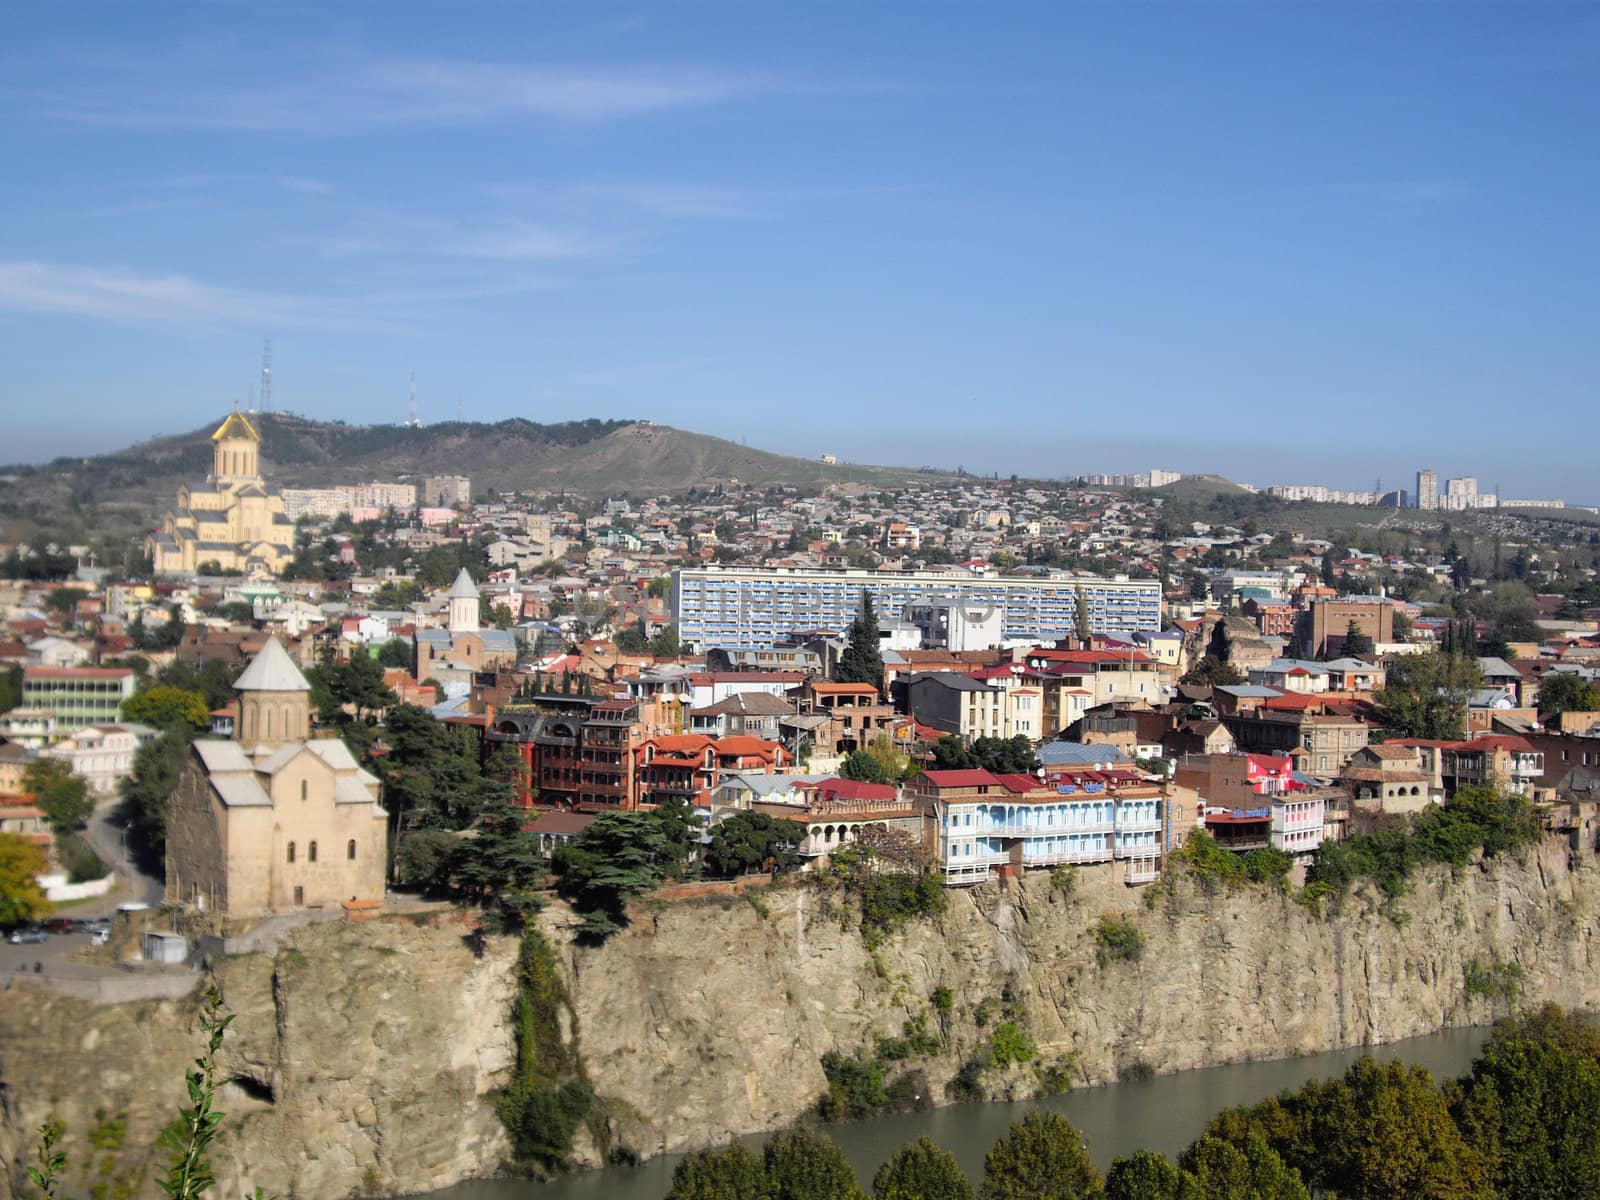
[671,566,1162,650]
[422,475,472,507]
[1415,469,1439,511]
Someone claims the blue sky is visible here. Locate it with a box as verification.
[2,3,1596,499]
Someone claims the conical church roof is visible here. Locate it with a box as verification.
[212,410,261,443]
[233,636,310,693]
[447,568,479,599]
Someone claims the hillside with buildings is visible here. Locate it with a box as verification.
[0,413,952,543]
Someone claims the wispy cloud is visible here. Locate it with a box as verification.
[0,260,378,330]
[574,181,755,220]
[439,223,602,262]
[0,260,549,331]
[279,176,334,195]
[43,56,758,132]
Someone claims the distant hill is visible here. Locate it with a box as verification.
[0,414,952,540]
[1152,473,1254,499]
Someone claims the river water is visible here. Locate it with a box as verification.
[421,1026,1490,1200]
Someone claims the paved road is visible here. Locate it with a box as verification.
[0,928,103,978]
[76,794,164,916]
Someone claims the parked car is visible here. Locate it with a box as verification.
[90,928,111,946]
[8,927,47,945]
[42,917,75,934]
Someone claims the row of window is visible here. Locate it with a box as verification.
[286,839,358,864]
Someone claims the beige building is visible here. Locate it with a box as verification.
[165,638,387,917]
[148,411,295,576]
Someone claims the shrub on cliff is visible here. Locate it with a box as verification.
[1094,917,1144,965]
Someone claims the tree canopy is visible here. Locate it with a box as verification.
[1537,671,1600,718]
[552,811,672,940]
[123,685,211,731]
[1374,651,1481,740]
[979,1111,1102,1200]
[836,590,885,691]
[702,811,805,879]
[0,833,49,926]
[24,758,93,834]
[873,1137,974,1200]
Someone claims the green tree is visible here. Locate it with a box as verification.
[1180,657,1245,688]
[393,829,461,891]
[668,1142,770,1200]
[454,793,547,929]
[1340,619,1374,657]
[124,685,212,731]
[649,625,682,657]
[1374,651,1482,740]
[840,749,891,784]
[330,652,398,721]
[702,811,805,879]
[0,832,49,926]
[836,590,885,692]
[1177,1129,1307,1200]
[552,811,669,940]
[1449,1005,1600,1200]
[0,663,22,714]
[24,757,93,833]
[931,735,978,770]
[1105,1150,1181,1200]
[1537,671,1600,718]
[979,1111,1102,1200]
[376,638,414,670]
[873,1137,974,1200]
[763,1128,865,1200]
[614,626,648,654]
[119,728,194,863]
[1075,585,1092,643]
[44,586,85,617]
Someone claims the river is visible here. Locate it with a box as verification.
[420,1026,1490,1200]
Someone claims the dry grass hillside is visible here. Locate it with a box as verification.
[0,414,953,541]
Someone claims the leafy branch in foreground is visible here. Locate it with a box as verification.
[26,985,274,1200]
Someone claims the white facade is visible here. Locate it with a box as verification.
[46,723,159,795]
[905,596,1006,652]
[672,566,1162,649]
[1270,793,1326,856]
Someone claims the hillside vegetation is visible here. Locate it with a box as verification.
[0,414,952,541]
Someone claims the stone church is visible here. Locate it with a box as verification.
[165,637,388,917]
[147,410,295,576]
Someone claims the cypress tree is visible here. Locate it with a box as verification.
[835,590,885,692]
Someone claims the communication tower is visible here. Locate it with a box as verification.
[260,339,273,414]
[405,372,421,427]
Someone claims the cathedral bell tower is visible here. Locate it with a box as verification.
[447,568,481,634]
[212,409,262,483]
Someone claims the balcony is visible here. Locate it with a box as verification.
[973,819,1114,837]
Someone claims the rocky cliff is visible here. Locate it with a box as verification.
[4,828,1599,1199]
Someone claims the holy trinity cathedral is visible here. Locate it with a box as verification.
[147,411,295,576]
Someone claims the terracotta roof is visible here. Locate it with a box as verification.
[23,666,133,680]
[919,769,1003,788]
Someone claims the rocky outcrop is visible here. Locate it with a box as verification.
[4,831,1599,1199]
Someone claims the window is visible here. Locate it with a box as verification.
[308,841,318,863]
[301,780,308,801]
[347,839,357,860]
[293,885,304,907]
[286,842,296,863]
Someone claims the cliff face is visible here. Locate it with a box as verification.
[4,831,1598,1199]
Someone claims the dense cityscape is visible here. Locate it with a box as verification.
[5,3,1600,1199]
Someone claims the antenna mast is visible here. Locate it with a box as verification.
[406,372,420,427]
[259,338,273,414]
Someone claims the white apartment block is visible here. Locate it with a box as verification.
[672,566,1162,650]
